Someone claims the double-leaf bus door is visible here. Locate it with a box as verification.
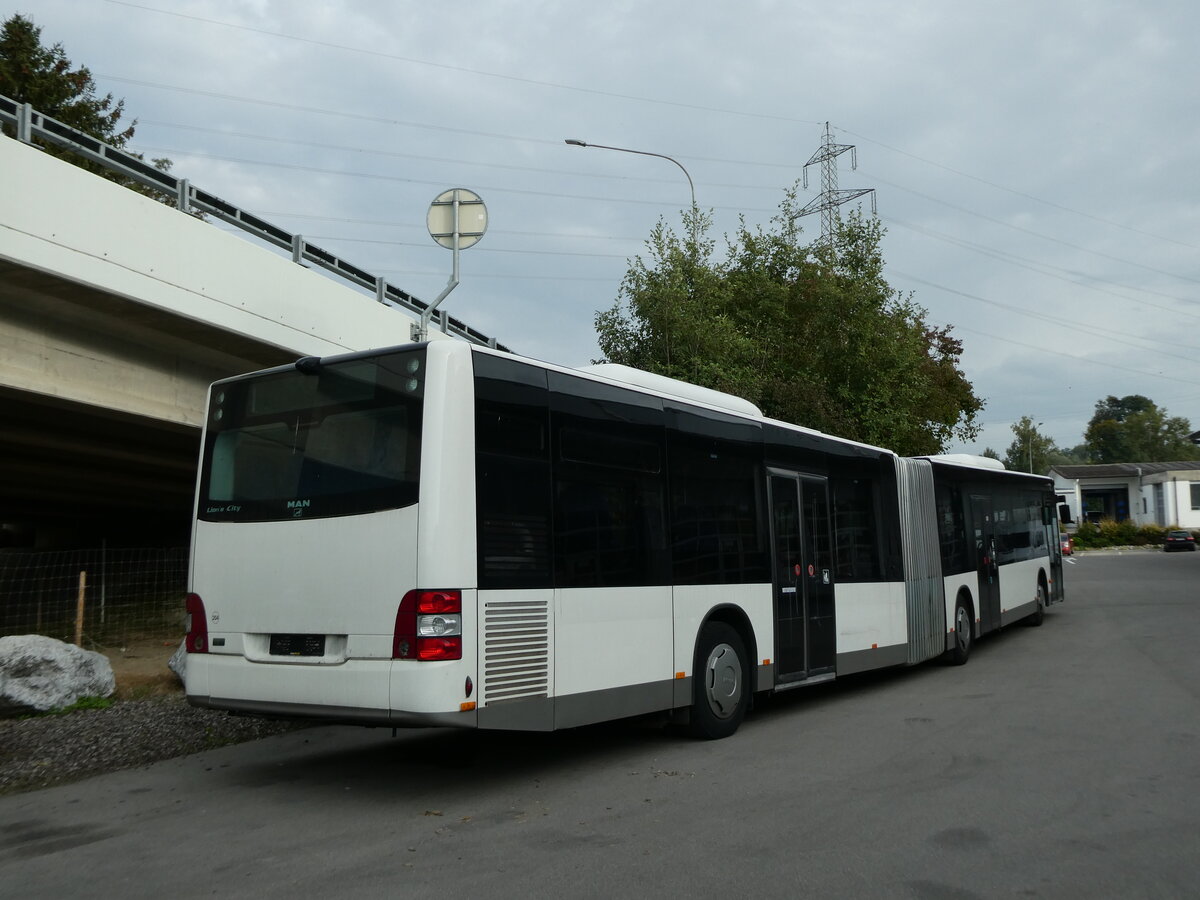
[969,494,1001,632]
[770,472,836,683]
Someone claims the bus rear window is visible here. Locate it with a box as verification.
[199,350,424,522]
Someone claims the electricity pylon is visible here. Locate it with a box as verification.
[798,122,876,245]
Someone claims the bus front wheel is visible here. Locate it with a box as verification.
[689,622,749,740]
[1026,580,1047,627]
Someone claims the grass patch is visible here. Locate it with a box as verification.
[21,696,115,719]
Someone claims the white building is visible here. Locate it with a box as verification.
[1050,462,1200,529]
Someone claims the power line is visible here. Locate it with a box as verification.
[119,87,1200,292]
[883,215,1200,322]
[97,7,1197,263]
[103,75,560,145]
[253,211,652,244]
[951,322,1199,388]
[104,0,822,127]
[263,207,1200,321]
[893,270,1200,365]
[139,119,789,193]
[865,169,1200,287]
[840,125,1200,253]
[112,89,1200,365]
[305,235,633,260]
[136,144,773,213]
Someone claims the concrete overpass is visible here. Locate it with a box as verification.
[0,131,493,547]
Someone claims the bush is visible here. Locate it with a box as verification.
[1137,524,1168,546]
[1096,518,1138,546]
[1071,520,1100,549]
[1069,520,1195,549]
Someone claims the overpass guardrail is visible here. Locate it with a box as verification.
[0,93,508,352]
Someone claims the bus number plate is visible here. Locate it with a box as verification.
[269,634,326,657]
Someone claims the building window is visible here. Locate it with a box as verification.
[1191,482,1200,511]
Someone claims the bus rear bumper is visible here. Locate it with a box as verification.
[186,693,476,728]
[185,652,477,728]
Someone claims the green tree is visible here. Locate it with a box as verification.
[1051,443,1091,465]
[1082,395,1153,462]
[0,13,175,196]
[1121,406,1200,461]
[1090,394,1154,425]
[595,196,983,455]
[1,15,133,153]
[1082,395,1199,463]
[1003,416,1057,473]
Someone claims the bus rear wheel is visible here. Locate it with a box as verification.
[689,622,749,740]
[948,597,973,666]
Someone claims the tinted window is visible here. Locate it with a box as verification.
[667,407,768,585]
[993,488,1018,562]
[935,480,968,574]
[830,476,882,581]
[994,487,1046,563]
[200,351,424,522]
[474,355,552,589]
[560,427,661,473]
[550,372,667,587]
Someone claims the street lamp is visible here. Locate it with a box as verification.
[564,139,697,244]
[1028,421,1044,473]
[566,139,699,370]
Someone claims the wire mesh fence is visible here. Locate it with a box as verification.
[0,547,187,650]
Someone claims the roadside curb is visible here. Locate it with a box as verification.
[1073,547,1165,555]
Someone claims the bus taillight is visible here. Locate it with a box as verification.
[185,593,209,653]
[394,590,462,661]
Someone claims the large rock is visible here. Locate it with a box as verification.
[167,639,187,687]
[0,634,116,717]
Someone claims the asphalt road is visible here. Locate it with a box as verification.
[2,550,1197,899]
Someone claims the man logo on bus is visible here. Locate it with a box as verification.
[287,498,311,517]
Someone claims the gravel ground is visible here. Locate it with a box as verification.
[0,694,303,795]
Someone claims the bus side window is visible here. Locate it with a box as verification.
[475,408,553,589]
[934,481,968,574]
[830,476,882,582]
[667,429,767,586]
[553,429,667,588]
[548,372,667,589]
[474,356,553,590]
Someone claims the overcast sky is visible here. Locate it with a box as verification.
[17,0,1200,458]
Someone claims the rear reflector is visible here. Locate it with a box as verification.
[417,636,462,661]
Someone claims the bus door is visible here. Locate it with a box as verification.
[769,472,836,682]
[1045,499,1065,604]
[969,494,1001,632]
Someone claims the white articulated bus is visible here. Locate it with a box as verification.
[185,340,1064,738]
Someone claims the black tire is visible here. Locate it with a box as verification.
[689,621,749,740]
[947,596,973,666]
[1026,580,1047,627]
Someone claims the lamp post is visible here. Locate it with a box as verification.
[564,139,697,246]
[567,139,699,369]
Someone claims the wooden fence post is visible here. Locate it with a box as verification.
[74,570,87,646]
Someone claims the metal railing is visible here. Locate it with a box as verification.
[0,93,509,352]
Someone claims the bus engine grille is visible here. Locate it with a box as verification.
[482,597,550,703]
